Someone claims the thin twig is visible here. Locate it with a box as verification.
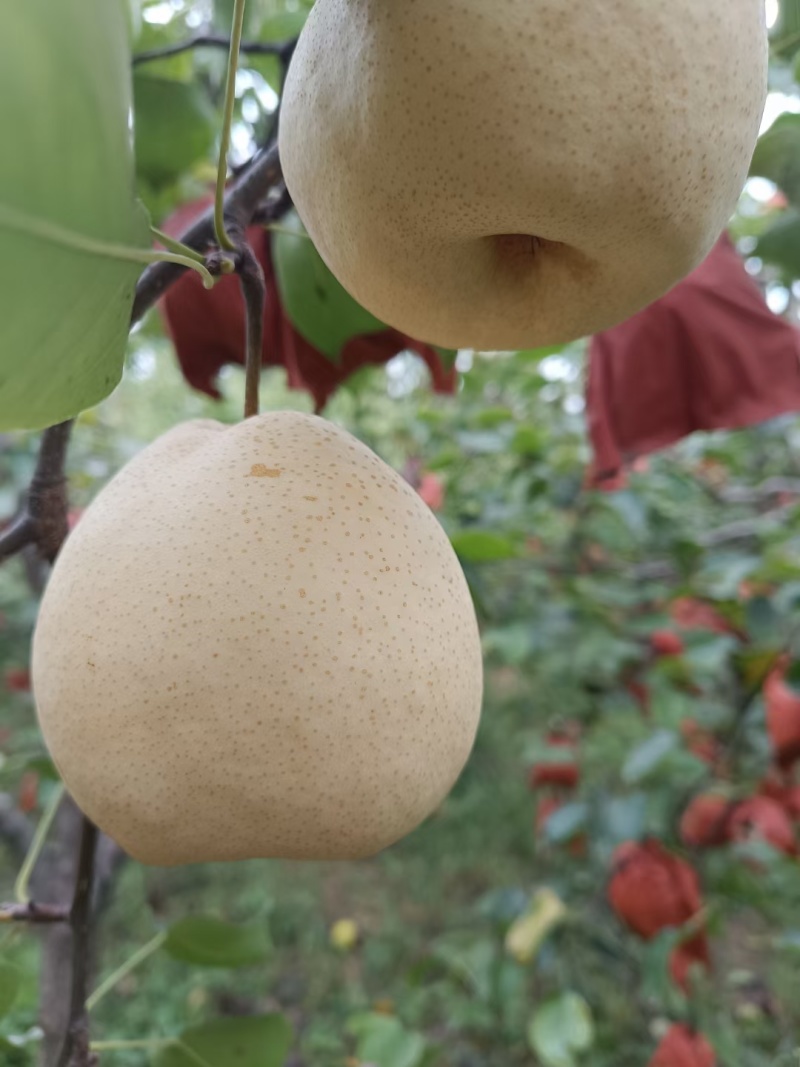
[130,142,282,325]
[56,817,99,1067]
[0,901,69,924]
[0,514,34,559]
[238,241,267,418]
[133,35,297,67]
[87,931,167,1013]
[0,421,73,563]
[214,0,247,252]
[15,782,66,904]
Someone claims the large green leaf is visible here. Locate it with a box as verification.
[272,211,386,361]
[754,209,800,277]
[450,531,519,563]
[528,993,595,1067]
[771,0,800,59]
[133,75,216,188]
[153,1016,292,1067]
[622,730,678,784]
[163,916,270,968]
[750,114,800,205]
[0,963,21,1019]
[0,0,151,430]
[347,1014,427,1067]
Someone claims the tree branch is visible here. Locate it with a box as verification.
[56,817,98,1067]
[238,241,267,419]
[0,901,69,924]
[130,141,283,325]
[133,34,297,67]
[0,421,73,564]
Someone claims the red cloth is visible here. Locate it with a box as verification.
[586,234,800,480]
[158,198,456,412]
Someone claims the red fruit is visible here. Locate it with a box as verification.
[529,762,580,789]
[67,508,83,531]
[535,796,562,834]
[783,786,800,820]
[764,662,800,769]
[159,197,456,411]
[650,630,685,657]
[669,597,742,639]
[679,795,732,848]
[625,677,651,713]
[669,933,712,992]
[5,668,31,693]
[528,731,580,790]
[591,469,629,492]
[417,473,444,511]
[648,1024,716,1067]
[757,773,800,817]
[608,840,705,940]
[728,796,798,856]
[17,771,39,814]
[679,720,721,767]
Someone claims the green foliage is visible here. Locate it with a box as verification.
[0,965,21,1020]
[347,1013,428,1067]
[750,113,800,204]
[163,917,270,969]
[133,75,217,190]
[2,3,800,1066]
[528,992,595,1067]
[273,211,385,361]
[153,1015,292,1067]
[0,0,151,430]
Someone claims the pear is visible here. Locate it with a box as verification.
[32,412,483,865]
[279,0,767,351]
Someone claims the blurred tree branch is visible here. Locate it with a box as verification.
[133,34,297,67]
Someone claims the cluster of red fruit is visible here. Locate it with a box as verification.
[529,725,585,855]
[527,592,800,1064]
[677,648,800,861]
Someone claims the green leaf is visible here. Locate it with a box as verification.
[272,211,386,361]
[164,917,269,968]
[0,0,152,430]
[754,210,800,277]
[544,802,588,844]
[772,0,800,59]
[750,114,800,204]
[528,993,595,1067]
[24,756,60,781]
[154,1016,292,1067]
[0,963,21,1019]
[347,1014,427,1067]
[621,730,678,784]
[450,531,518,563]
[257,8,311,40]
[133,75,216,189]
[602,795,647,843]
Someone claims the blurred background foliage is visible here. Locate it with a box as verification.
[2,1,800,1065]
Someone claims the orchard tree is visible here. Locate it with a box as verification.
[3,3,800,1067]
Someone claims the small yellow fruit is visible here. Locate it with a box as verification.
[32,412,483,865]
[505,888,568,964]
[280,0,767,351]
[330,918,360,951]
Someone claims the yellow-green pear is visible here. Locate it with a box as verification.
[279,0,767,351]
[32,412,483,865]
